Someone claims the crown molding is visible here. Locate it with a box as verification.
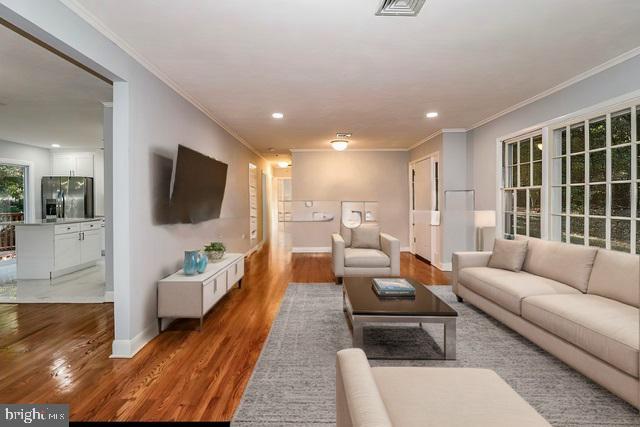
[408,128,468,151]
[60,0,265,161]
[289,148,408,152]
[468,46,640,131]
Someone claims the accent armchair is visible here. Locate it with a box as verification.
[332,226,400,283]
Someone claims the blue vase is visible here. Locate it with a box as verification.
[196,251,208,273]
[183,250,199,276]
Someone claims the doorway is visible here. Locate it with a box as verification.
[0,162,26,282]
[410,154,440,265]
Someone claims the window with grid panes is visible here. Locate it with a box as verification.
[502,134,543,239]
[550,106,638,253]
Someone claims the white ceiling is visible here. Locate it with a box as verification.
[0,22,112,150]
[70,0,640,152]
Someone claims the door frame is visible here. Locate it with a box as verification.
[408,152,440,256]
[0,158,35,223]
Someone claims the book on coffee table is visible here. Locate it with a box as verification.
[372,278,416,297]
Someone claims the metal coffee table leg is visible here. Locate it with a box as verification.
[444,318,456,360]
[352,317,364,349]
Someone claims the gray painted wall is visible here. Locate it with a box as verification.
[0,139,50,219]
[409,132,474,266]
[1,0,268,353]
[291,150,410,247]
[469,54,640,210]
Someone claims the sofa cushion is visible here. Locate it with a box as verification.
[519,237,597,292]
[587,249,640,308]
[351,223,381,249]
[522,294,639,378]
[371,367,550,427]
[488,239,528,272]
[459,267,581,315]
[344,248,390,268]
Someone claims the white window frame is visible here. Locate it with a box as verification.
[496,92,640,254]
[548,103,637,253]
[500,131,544,239]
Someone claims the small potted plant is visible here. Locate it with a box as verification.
[204,241,226,261]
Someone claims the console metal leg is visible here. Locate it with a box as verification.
[352,317,364,349]
[444,319,456,360]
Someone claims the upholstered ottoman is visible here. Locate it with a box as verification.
[337,348,550,427]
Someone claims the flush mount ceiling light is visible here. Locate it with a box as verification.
[51,144,61,148]
[277,161,289,168]
[426,112,438,118]
[272,112,284,119]
[376,0,426,17]
[331,140,349,151]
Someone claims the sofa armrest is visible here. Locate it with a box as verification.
[332,233,346,278]
[380,233,400,276]
[452,251,492,295]
[336,349,392,427]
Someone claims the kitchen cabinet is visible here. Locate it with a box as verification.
[16,219,103,279]
[52,153,94,177]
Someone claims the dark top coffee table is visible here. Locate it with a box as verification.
[343,277,457,359]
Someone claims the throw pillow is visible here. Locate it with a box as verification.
[350,223,381,249]
[488,239,528,272]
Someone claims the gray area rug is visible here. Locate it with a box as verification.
[233,284,639,426]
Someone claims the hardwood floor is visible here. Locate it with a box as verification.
[0,241,449,421]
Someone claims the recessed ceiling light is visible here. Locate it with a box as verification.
[272,112,284,119]
[51,144,61,148]
[330,140,348,151]
[277,161,289,168]
[426,112,438,118]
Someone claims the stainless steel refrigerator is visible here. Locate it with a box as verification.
[41,177,94,219]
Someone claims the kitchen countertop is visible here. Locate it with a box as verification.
[14,218,104,226]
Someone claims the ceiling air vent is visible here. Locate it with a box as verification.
[375,0,426,16]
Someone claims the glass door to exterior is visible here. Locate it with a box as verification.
[0,163,26,254]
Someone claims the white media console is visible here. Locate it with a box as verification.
[157,253,244,331]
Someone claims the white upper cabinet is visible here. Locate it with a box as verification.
[52,155,75,176]
[51,152,94,177]
[74,153,94,177]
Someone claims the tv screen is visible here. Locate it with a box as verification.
[171,144,228,223]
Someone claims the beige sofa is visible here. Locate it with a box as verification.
[332,232,400,283]
[336,348,550,427]
[453,237,639,408]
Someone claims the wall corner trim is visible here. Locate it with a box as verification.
[110,322,158,359]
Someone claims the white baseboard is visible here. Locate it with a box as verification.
[245,240,264,257]
[400,246,411,252]
[110,322,158,359]
[103,290,114,302]
[433,261,452,272]
[292,246,332,253]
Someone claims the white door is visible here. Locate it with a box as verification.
[54,232,82,270]
[74,154,94,177]
[80,229,102,263]
[52,155,74,176]
[412,159,433,261]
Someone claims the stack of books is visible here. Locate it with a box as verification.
[372,278,415,298]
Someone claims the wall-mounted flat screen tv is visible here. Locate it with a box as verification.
[171,144,228,224]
